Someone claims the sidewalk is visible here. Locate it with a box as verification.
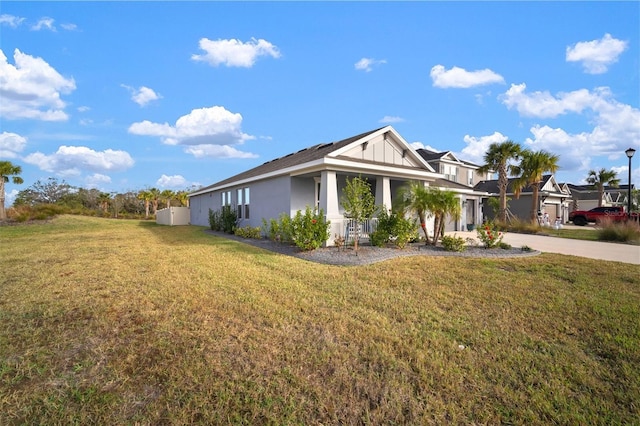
[445,230,640,265]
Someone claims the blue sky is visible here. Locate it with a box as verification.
[1,1,639,204]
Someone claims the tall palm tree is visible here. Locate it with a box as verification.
[511,149,560,223]
[0,161,24,220]
[160,189,175,209]
[148,188,161,214]
[586,168,619,207]
[477,141,522,222]
[395,181,433,244]
[137,189,153,219]
[97,192,111,214]
[175,190,190,207]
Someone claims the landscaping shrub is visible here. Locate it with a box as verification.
[477,220,505,248]
[441,234,467,252]
[370,209,418,248]
[234,226,262,239]
[209,206,237,233]
[596,218,640,243]
[290,207,330,251]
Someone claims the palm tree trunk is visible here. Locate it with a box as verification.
[531,186,539,223]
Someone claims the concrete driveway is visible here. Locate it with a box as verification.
[446,228,640,265]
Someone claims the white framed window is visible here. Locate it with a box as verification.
[244,187,250,219]
[314,177,321,210]
[237,188,243,218]
[468,170,474,186]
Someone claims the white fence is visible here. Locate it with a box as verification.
[156,207,190,226]
[339,218,378,245]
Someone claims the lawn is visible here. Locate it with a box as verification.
[1,216,639,424]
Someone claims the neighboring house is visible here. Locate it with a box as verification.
[189,126,488,244]
[565,183,635,212]
[474,174,572,224]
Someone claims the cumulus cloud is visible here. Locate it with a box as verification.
[0,131,27,158]
[0,14,25,28]
[156,174,188,188]
[191,37,281,68]
[355,58,387,72]
[0,48,76,121]
[501,83,596,118]
[566,33,628,74]
[410,141,440,152]
[23,146,134,176]
[129,106,257,158]
[460,132,509,165]
[121,84,162,107]
[379,115,404,124]
[430,65,505,88]
[31,17,55,31]
[85,173,111,188]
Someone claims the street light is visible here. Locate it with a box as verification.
[625,147,636,218]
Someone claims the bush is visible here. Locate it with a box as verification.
[441,234,466,252]
[209,206,237,233]
[234,226,262,239]
[477,220,505,249]
[262,207,330,250]
[596,218,640,243]
[371,209,418,249]
[7,203,67,222]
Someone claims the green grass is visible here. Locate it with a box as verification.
[1,215,639,424]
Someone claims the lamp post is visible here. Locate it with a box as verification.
[625,148,636,218]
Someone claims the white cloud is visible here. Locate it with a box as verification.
[355,58,387,72]
[5,189,19,207]
[85,173,111,188]
[122,84,162,107]
[501,83,601,118]
[0,48,76,121]
[379,115,404,124]
[410,141,440,152]
[430,65,505,88]
[23,146,134,176]
[77,106,90,112]
[31,17,55,31]
[191,37,281,68]
[0,131,27,158]
[60,23,78,31]
[460,132,509,165]
[566,33,628,74]
[156,174,188,188]
[129,106,257,158]
[0,14,25,28]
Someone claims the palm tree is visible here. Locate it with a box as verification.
[477,141,522,222]
[0,161,24,220]
[175,190,190,207]
[395,181,433,244]
[148,188,161,214]
[428,188,462,246]
[97,192,111,214]
[160,189,175,209]
[137,189,153,219]
[586,168,619,207]
[511,149,560,223]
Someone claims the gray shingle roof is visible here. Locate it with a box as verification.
[193,127,386,193]
[474,174,554,194]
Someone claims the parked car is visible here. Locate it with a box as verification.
[569,206,638,226]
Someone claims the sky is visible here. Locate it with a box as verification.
[1,1,639,205]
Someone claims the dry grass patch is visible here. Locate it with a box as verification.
[1,215,638,424]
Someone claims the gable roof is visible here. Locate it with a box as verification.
[416,148,481,168]
[474,174,569,195]
[190,126,436,196]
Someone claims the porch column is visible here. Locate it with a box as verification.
[320,171,341,246]
[375,176,392,212]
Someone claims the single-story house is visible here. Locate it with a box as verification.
[189,126,489,245]
[474,174,572,224]
[565,183,635,212]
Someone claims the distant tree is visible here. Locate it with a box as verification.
[175,190,190,207]
[477,141,522,222]
[160,189,175,208]
[586,168,620,207]
[137,189,153,218]
[97,192,111,213]
[511,149,560,223]
[14,178,73,206]
[341,176,376,253]
[0,161,24,220]
[148,188,161,214]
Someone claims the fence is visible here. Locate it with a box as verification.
[156,207,190,226]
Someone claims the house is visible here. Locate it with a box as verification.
[416,149,491,187]
[189,126,488,245]
[474,174,572,224]
[565,183,635,212]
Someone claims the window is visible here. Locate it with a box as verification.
[237,188,243,218]
[314,178,321,210]
[441,164,457,182]
[222,190,231,207]
[468,170,474,186]
[244,187,250,219]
